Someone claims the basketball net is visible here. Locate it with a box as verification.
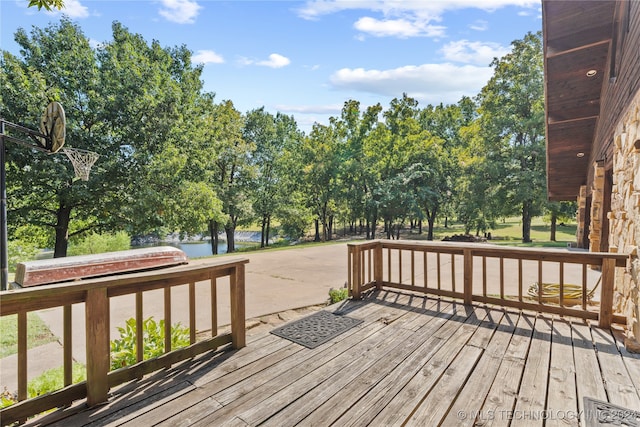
[62,148,99,181]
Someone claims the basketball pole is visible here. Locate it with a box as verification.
[1,122,9,291]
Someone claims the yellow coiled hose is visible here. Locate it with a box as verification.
[527,276,601,302]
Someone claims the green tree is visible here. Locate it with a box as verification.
[1,19,125,257]
[244,108,302,247]
[201,100,255,253]
[299,123,342,241]
[27,0,64,11]
[476,32,546,242]
[98,22,206,239]
[545,201,577,241]
[334,100,382,239]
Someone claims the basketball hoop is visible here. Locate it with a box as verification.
[63,147,99,181]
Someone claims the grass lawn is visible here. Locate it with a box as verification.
[403,216,576,248]
[0,312,58,358]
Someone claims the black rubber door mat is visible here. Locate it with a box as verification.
[270,310,363,349]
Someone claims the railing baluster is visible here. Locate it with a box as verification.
[411,250,415,286]
[164,287,172,354]
[582,264,587,310]
[538,260,543,305]
[136,292,143,363]
[399,249,403,284]
[423,251,428,288]
[559,262,565,308]
[387,247,392,283]
[189,282,196,344]
[482,256,487,297]
[368,248,372,283]
[518,259,523,302]
[437,252,441,290]
[63,304,72,386]
[211,276,218,338]
[451,253,456,292]
[18,311,27,402]
[361,250,365,286]
[500,257,505,299]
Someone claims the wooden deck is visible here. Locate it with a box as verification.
[31,290,640,427]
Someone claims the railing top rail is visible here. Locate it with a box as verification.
[348,239,628,263]
[0,258,249,310]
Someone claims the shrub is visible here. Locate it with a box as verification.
[1,363,86,409]
[68,231,130,256]
[110,317,190,370]
[7,239,40,272]
[329,287,349,304]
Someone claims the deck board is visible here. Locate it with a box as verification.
[31,290,640,427]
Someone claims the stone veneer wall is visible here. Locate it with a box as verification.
[609,90,640,349]
[576,185,587,248]
[589,163,606,254]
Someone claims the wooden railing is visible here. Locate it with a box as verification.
[348,240,627,327]
[0,258,247,425]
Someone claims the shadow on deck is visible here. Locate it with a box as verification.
[28,289,640,427]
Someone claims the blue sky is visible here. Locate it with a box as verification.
[1,0,542,132]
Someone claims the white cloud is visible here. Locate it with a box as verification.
[298,0,539,39]
[298,0,540,20]
[440,40,510,66]
[274,104,342,114]
[469,19,488,31]
[245,53,290,68]
[354,16,445,38]
[38,0,89,18]
[61,0,89,18]
[329,62,493,105]
[192,50,224,64]
[158,0,201,24]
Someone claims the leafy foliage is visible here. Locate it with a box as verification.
[329,288,349,304]
[110,317,190,370]
[2,23,550,251]
[67,231,130,256]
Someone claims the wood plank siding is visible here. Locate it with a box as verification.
[544,0,640,201]
[27,290,640,427]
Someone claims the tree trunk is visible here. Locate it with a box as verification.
[209,219,219,255]
[225,224,235,253]
[327,215,334,241]
[260,215,267,248]
[53,205,72,258]
[418,219,422,234]
[314,219,320,242]
[445,216,449,228]
[265,215,271,247]
[522,201,532,243]
[365,219,370,240]
[427,216,435,241]
[425,205,438,241]
[550,212,557,242]
[385,220,391,239]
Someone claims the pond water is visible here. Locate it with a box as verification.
[149,240,259,258]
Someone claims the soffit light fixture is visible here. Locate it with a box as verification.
[577,152,585,158]
[586,69,597,77]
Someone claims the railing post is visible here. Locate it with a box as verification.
[374,241,383,290]
[85,287,110,406]
[463,249,473,305]
[352,245,362,299]
[599,258,615,329]
[230,263,246,349]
